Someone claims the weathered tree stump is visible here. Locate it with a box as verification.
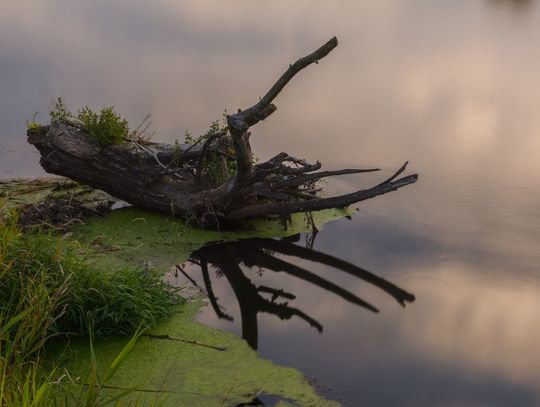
[27,37,418,228]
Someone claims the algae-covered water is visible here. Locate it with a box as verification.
[3,1,540,406]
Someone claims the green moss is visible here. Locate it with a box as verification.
[48,300,339,406]
[72,206,353,271]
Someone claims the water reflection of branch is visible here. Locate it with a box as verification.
[238,247,380,312]
[201,260,233,321]
[242,238,415,306]
[186,236,415,350]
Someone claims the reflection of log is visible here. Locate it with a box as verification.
[28,37,418,228]
[190,243,324,350]
[188,237,415,350]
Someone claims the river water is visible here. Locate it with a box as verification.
[2,1,540,405]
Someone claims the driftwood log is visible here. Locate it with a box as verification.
[27,37,418,228]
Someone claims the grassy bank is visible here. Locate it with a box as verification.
[0,212,181,405]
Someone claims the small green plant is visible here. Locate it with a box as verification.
[77,106,129,146]
[184,118,225,146]
[49,98,131,146]
[184,117,239,185]
[26,111,42,130]
[49,97,73,123]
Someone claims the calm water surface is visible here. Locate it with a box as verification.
[2,1,540,405]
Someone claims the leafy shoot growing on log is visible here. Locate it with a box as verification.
[183,117,239,185]
[77,106,129,145]
[49,98,130,146]
[49,97,72,122]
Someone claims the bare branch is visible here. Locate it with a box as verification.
[277,161,322,175]
[224,37,339,192]
[235,36,339,127]
[271,168,381,189]
[375,161,409,187]
[226,173,418,221]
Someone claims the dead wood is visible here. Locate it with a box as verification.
[27,36,418,228]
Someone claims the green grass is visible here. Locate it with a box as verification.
[26,111,42,130]
[0,213,60,405]
[0,211,181,405]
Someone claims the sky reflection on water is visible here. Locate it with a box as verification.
[185,221,540,406]
[2,0,540,405]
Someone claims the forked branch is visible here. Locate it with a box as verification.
[224,37,339,192]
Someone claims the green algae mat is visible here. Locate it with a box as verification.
[72,205,352,271]
[50,300,338,406]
